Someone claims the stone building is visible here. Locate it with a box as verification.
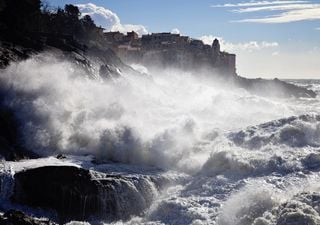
[103,31,236,75]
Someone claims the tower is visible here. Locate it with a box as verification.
[212,38,220,55]
[211,38,220,65]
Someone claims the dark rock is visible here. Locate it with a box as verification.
[0,210,56,225]
[12,166,101,222]
[55,154,66,159]
[235,76,316,98]
[0,43,36,69]
[11,166,159,223]
[0,108,38,161]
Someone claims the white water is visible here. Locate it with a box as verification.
[1,52,320,224]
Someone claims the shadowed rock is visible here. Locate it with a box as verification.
[0,108,38,161]
[0,210,56,225]
[235,76,316,98]
[11,166,160,223]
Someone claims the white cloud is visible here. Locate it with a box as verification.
[171,28,181,34]
[113,24,148,36]
[199,35,279,52]
[232,3,317,13]
[199,35,217,45]
[77,3,148,35]
[211,1,308,8]
[237,5,320,23]
[316,27,320,30]
[212,0,320,23]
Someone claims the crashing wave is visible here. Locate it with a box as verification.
[229,114,320,149]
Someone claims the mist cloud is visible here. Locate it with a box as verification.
[0,52,295,172]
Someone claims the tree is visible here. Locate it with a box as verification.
[81,15,96,30]
[64,4,80,19]
[0,0,42,32]
[0,0,6,12]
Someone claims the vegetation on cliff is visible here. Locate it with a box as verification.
[0,0,105,48]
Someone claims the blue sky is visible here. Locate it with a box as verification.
[48,0,320,79]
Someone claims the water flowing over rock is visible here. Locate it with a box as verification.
[11,166,161,223]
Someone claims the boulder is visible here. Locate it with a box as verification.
[11,166,159,223]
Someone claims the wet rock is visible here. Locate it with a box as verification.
[55,154,66,159]
[0,209,56,225]
[0,108,38,161]
[235,76,316,98]
[11,166,159,223]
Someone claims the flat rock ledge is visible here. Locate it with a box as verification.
[10,165,162,223]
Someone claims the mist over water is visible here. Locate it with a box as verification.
[0,53,296,171]
[1,52,320,224]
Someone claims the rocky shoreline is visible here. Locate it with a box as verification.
[0,156,181,224]
[0,1,318,224]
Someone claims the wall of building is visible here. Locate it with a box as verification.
[104,31,236,75]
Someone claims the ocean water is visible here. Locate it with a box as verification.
[0,53,320,225]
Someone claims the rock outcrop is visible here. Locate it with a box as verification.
[0,107,38,161]
[0,210,56,225]
[11,166,160,223]
[235,76,317,98]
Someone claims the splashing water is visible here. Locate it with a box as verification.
[1,52,320,224]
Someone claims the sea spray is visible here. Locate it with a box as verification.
[0,52,299,174]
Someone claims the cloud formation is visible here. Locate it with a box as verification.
[231,3,317,13]
[171,28,181,34]
[212,0,320,23]
[211,1,308,8]
[77,3,148,35]
[199,35,279,52]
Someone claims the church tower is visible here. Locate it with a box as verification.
[212,38,220,55]
[211,38,220,65]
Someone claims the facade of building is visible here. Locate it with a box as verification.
[104,31,236,75]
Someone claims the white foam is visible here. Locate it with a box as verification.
[0,53,301,173]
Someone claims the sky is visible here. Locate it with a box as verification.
[48,0,320,79]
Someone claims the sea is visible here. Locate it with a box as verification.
[0,54,320,225]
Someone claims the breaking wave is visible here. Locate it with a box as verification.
[0,52,303,173]
[1,52,320,224]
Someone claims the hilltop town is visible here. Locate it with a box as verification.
[104,31,236,75]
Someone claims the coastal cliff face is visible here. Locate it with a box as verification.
[105,31,236,75]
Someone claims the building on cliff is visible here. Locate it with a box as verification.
[104,31,236,75]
